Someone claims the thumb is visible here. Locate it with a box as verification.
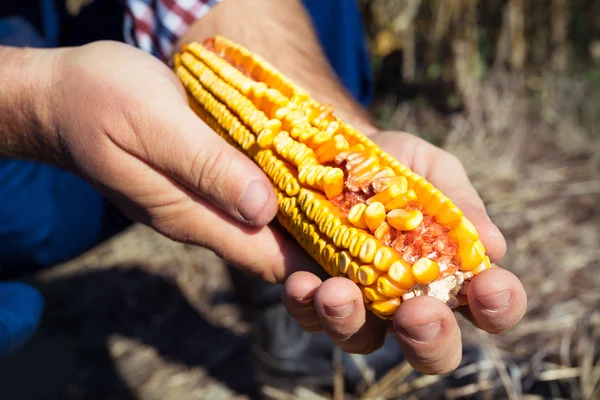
[0,282,44,358]
[136,104,279,227]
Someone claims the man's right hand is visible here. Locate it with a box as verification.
[22,41,314,283]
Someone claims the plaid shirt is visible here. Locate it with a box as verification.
[123,0,221,61]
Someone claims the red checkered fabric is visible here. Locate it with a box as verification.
[124,0,221,61]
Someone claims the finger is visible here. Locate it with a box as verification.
[0,282,45,358]
[313,278,388,354]
[95,143,315,284]
[121,99,279,227]
[282,271,323,332]
[393,295,462,375]
[464,267,527,334]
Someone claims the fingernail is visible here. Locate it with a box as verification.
[324,302,355,319]
[478,290,511,312]
[402,321,441,343]
[237,180,269,222]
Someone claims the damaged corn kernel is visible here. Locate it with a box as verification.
[364,202,387,232]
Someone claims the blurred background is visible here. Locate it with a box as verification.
[1,0,599,399]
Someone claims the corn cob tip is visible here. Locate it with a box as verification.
[173,37,490,320]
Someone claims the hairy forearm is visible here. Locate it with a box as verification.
[177,0,378,136]
[0,46,60,162]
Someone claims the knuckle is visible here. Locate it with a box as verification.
[482,319,512,334]
[415,351,462,375]
[410,342,462,375]
[437,150,465,174]
[192,145,229,196]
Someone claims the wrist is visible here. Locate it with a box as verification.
[0,46,65,163]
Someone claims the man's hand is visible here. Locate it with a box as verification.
[280,132,527,375]
[45,41,327,282]
[0,40,317,282]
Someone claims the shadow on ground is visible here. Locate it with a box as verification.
[0,266,257,400]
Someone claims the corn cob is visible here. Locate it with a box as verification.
[173,36,491,320]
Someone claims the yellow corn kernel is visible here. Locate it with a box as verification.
[324,217,341,238]
[256,120,282,148]
[298,164,343,199]
[347,261,360,283]
[303,105,321,122]
[332,225,347,248]
[357,265,381,286]
[323,244,337,273]
[412,258,440,285]
[387,209,424,231]
[448,217,479,243]
[348,203,368,229]
[325,120,340,135]
[423,192,447,216]
[252,83,268,110]
[298,164,316,187]
[341,227,357,249]
[436,201,463,227]
[309,131,333,148]
[349,233,367,258]
[337,250,352,274]
[315,134,350,163]
[473,255,491,275]
[346,144,365,153]
[373,222,390,241]
[275,107,290,122]
[303,197,319,221]
[373,247,396,271]
[377,276,407,298]
[364,202,386,232]
[364,285,389,302]
[366,183,405,205]
[458,240,486,271]
[371,298,401,316]
[405,172,422,190]
[384,189,417,211]
[292,121,311,138]
[318,213,335,234]
[388,260,416,288]
[377,175,408,192]
[297,126,318,143]
[358,237,378,264]
[322,168,344,199]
